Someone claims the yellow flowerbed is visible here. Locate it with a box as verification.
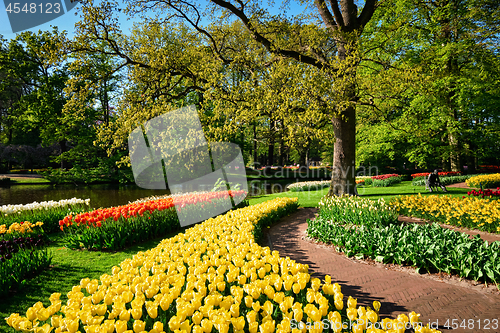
[6,198,438,333]
[466,173,500,189]
[391,194,500,233]
[0,221,44,235]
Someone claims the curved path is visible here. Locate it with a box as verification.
[262,208,500,333]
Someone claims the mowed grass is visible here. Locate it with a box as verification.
[10,178,51,184]
[0,181,472,330]
[248,181,471,207]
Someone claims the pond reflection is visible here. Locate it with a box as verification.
[0,179,310,208]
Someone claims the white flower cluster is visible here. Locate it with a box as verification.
[0,198,90,215]
[286,181,331,191]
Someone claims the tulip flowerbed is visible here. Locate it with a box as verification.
[411,175,472,187]
[0,199,91,234]
[286,177,374,192]
[466,173,500,189]
[0,221,45,240]
[59,191,248,251]
[0,234,51,296]
[370,174,402,187]
[467,188,500,198]
[317,196,398,227]
[286,181,330,192]
[391,194,500,233]
[308,195,500,284]
[5,197,439,333]
[411,172,461,178]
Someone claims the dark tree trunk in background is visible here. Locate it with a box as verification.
[59,140,67,170]
[267,134,274,166]
[253,123,258,167]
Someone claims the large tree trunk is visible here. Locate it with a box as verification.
[328,40,358,196]
[328,104,357,196]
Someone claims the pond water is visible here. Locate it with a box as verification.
[0,179,309,208]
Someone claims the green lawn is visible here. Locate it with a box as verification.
[248,181,471,207]
[9,178,51,184]
[0,181,473,330]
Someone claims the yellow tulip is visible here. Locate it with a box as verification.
[244,295,253,308]
[264,285,275,299]
[252,300,261,312]
[230,303,240,318]
[131,307,142,320]
[133,320,146,333]
[34,323,53,333]
[347,307,357,321]
[409,311,421,324]
[293,308,303,322]
[101,320,115,333]
[259,320,275,333]
[65,319,79,333]
[26,307,37,321]
[231,317,245,331]
[366,309,378,323]
[352,323,363,333]
[18,320,33,332]
[249,321,259,333]
[119,309,130,322]
[169,316,181,331]
[373,300,381,312]
[192,311,203,325]
[201,319,212,333]
[145,302,158,319]
[334,299,343,311]
[246,310,258,323]
[347,296,357,308]
[51,315,61,328]
[192,325,203,333]
[37,308,50,321]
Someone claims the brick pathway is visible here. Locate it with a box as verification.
[263,208,500,333]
